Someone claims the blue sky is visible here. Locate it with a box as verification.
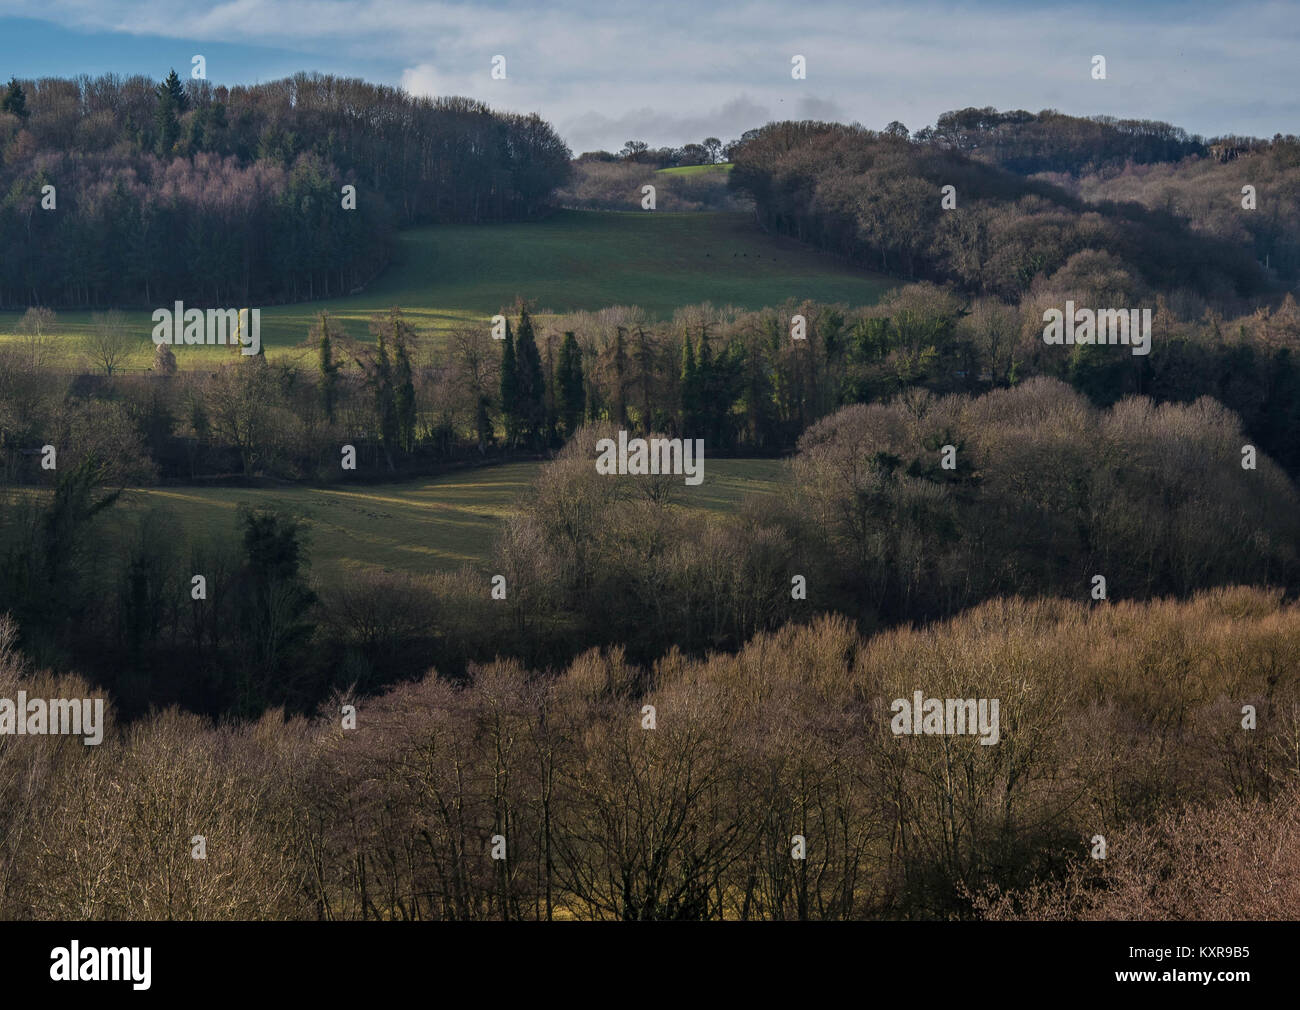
[0,1,1296,153]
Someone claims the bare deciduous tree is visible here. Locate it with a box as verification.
[84,309,134,376]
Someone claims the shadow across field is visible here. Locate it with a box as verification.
[111,458,789,584]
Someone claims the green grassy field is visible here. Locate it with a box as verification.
[109,458,788,584]
[656,163,733,176]
[0,210,890,368]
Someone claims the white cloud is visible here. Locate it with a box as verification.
[6,0,1298,149]
[399,62,457,100]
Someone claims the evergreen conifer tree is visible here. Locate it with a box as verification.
[1,77,29,120]
[317,313,340,423]
[515,306,546,447]
[556,331,586,439]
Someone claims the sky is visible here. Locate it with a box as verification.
[0,1,1296,153]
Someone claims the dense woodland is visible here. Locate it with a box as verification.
[913,107,1210,174]
[728,120,1281,294]
[0,72,571,307]
[3,368,1299,721]
[1062,140,1300,283]
[9,281,1300,482]
[3,84,1300,918]
[3,589,1298,920]
[7,92,1300,709]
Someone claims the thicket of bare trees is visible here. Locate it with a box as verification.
[479,378,1300,662]
[786,377,1300,621]
[1063,140,1300,283]
[974,781,1300,920]
[3,586,1298,920]
[728,121,1271,297]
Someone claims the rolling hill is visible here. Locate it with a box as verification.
[0,210,890,367]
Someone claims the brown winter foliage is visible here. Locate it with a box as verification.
[2,583,1299,921]
[973,783,1300,920]
[729,120,1268,298]
[787,377,1300,620]
[1063,139,1300,283]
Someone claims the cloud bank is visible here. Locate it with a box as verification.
[3,1,1296,151]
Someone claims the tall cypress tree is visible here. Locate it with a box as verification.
[317,312,340,423]
[556,331,585,439]
[681,331,698,434]
[515,306,546,448]
[499,320,519,447]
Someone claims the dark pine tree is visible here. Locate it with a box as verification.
[232,507,317,714]
[163,69,190,113]
[556,331,586,439]
[1,77,29,120]
[515,306,546,448]
[317,313,340,423]
[372,327,398,469]
[154,72,183,158]
[681,331,699,435]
